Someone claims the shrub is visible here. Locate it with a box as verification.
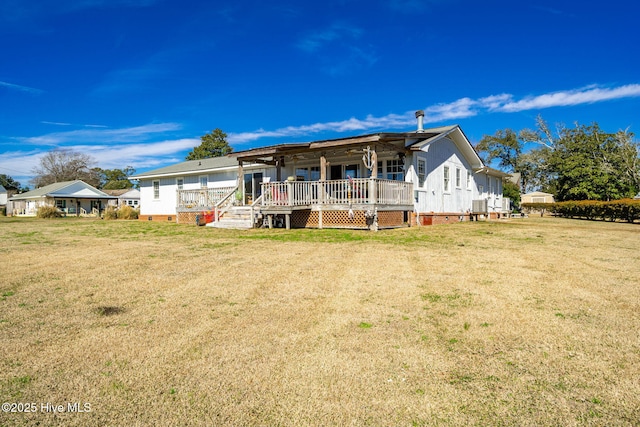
[550,199,640,223]
[36,205,62,218]
[103,205,118,220]
[117,205,139,220]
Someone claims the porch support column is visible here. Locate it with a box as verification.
[320,154,327,181]
[237,161,244,187]
[369,149,378,204]
[237,161,244,206]
[276,156,284,182]
[371,149,378,178]
[320,153,327,204]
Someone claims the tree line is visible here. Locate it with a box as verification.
[475,116,640,202]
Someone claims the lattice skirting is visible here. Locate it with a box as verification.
[177,211,203,225]
[377,210,404,227]
[290,209,405,229]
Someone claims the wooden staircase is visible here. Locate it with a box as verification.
[206,206,255,229]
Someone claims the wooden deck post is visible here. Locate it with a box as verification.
[320,154,327,203]
[370,149,378,204]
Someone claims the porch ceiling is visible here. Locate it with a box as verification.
[230,133,415,162]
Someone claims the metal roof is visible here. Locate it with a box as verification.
[9,180,115,200]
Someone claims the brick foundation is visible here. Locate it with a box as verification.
[139,215,176,223]
[418,212,470,226]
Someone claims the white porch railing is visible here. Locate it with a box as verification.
[261,178,413,207]
[177,187,236,210]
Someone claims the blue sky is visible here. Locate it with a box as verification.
[1,0,639,185]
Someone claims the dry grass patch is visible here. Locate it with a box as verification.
[0,217,638,426]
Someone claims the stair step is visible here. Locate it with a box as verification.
[206,219,253,229]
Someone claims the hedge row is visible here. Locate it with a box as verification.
[522,199,640,222]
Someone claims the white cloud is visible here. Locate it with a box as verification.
[18,123,183,146]
[230,83,640,145]
[495,84,640,112]
[0,80,43,95]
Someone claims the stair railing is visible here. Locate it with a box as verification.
[214,185,239,222]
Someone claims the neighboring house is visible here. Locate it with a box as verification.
[8,180,116,217]
[133,117,509,229]
[0,184,7,206]
[103,188,141,209]
[521,191,555,204]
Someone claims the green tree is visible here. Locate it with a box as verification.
[98,167,136,190]
[476,128,522,172]
[550,123,638,201]
[0,174,24,192]
[186,128,233,160]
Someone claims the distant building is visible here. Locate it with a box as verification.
[0,184,7,206]
[521,191,555,204]
[103,188,140,209]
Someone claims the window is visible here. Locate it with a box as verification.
[177,178,184,190]
[153,180,160,199]
[466,171,471,189]
[456,168,461,188]
[386,159,404,181]
[199,176,208,188]
[295,167,309,181]
[376,161,383,179]
[443,166,450,192]
[310,166,320,181]
[56,199,66,209]
[417,159,426,187]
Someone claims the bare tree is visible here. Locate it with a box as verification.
[31,149,101,188]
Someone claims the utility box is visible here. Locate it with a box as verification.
[472,199,488,214]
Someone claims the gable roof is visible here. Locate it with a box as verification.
[9,180,115,200]
[522,191,554,197]
[131,156,238,179]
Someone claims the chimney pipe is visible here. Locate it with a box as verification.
[415,110,424,132]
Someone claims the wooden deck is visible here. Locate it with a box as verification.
[260,178,413,211]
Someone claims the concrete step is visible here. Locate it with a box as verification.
[206,219,253,229]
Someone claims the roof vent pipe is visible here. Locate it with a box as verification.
[415,110,425,133]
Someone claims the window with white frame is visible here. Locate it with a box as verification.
[417,158,426,187]
[177,178,184,190]
[455,167,461,188]
[386,159,404,181]
[466,170,471,189]
[153,180,160,199]
[443,166,450,192]
[199,176,208,188]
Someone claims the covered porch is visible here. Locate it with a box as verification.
[230,133,418,230]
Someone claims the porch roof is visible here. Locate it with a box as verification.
[229,126,470,163]
[9,180,116,200]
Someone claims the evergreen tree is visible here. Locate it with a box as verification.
[186,129,233,160]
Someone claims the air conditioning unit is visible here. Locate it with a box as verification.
[472,199,488,214]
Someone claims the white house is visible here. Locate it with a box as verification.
[103,188,141,209]
[8,180,116,217]
[133,118,509,229]
[0,184,7,206]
